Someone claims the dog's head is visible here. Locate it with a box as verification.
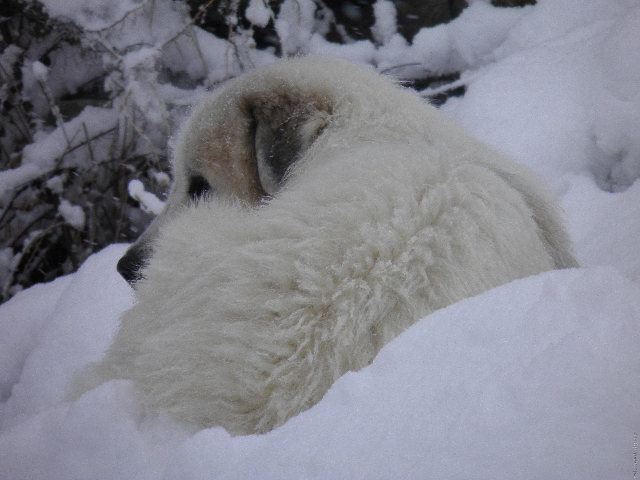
[117,59,338,285]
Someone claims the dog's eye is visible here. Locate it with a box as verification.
[188,175,211,200]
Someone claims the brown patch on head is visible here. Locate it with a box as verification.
[192,81,334,205]
[194,105,266,204]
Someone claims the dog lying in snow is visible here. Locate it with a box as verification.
[78,56,577,435]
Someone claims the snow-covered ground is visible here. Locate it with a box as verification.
[1,0,640,478]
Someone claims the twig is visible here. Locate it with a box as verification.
[160,0,217,48]
[58,125,118,163]
[120,88,162,161]
[84,0,153,32]
[9,221,66,289]
[8,205,56,250]
[0,143,11,168]
[0,63,34,143]
[148,0,156,29]
[0,183,30,225]
[87,202,95,248]
[114,195,127,242]
[186,23,209,78]
[86,33,124,64]
[82,121,96,164]
[37,78,72,150]
[379,63,424,75]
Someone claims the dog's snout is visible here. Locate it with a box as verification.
[117,245,147,285]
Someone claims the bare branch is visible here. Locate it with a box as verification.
[84,0,154,32]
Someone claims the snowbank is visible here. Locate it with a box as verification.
[0,247,638,479]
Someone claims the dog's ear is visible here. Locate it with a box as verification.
[190,84,332,203]
[252,101,330,195]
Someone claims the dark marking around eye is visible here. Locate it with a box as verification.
[188,175,211,200]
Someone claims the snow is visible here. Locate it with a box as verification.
[0,106,119,198]
[42,0,151,32]
[275,0,317,56]
[371,0,397,46]
[31,61,49,83]
[128,179,166,216]
[562,177,640,282]
[1,0,639,478]
[245,0,272,28]
[57,199,86,230]
[438,1,640,194]
[374,2,531,76]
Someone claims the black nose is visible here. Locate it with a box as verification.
[117,244,148,285]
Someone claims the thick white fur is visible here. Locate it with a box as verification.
[83,57,577,435]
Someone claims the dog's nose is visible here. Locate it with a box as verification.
[117,245,147,285]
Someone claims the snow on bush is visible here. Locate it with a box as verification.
[0,0,246,301]
[127,179,165,216]
[57,199,85,230]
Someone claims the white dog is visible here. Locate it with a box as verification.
[81,57,577,435]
